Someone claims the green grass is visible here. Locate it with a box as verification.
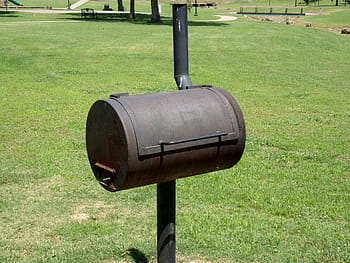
[5,0,70,8]
[0,3,350,263]
[304,8,350,25]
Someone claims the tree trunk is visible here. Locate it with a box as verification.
[130,0,136,19]
[151,0,161,23]
[117,0,124,11]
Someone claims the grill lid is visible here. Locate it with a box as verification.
[111,87,239,156]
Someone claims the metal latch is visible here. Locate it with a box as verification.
[110,93,129,100]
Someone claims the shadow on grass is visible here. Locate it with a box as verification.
[296,3,347,7]
[66,12,228,27]
[0,11,20,17]
[123,248,149,263]
[317,4,348,7]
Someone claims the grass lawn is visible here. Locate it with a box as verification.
[303,8,350,26]
[0,2,349,263]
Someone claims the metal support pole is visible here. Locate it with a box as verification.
[194,0,198,16]
[156,5,190,262]
[157,181,176,263]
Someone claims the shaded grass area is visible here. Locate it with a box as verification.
[0,10,229,26]
[0,8,349,263]
[0,11,78,21]
[69,12,229,26]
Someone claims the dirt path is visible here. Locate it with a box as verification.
[197,15,238,22]
[70,0,89,9]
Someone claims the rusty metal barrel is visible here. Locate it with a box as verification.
[86,86,245,192]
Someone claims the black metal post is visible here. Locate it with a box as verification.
[194,0,198,16]
[157,5,191,262]
[173,4,192,90]
[157,181,176,263]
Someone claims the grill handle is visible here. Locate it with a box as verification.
[160,132,228,146]
[94,162,118,191]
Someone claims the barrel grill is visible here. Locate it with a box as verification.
[85,4,245,262]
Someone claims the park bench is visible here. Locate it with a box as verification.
[238,6,306,16]
[81,8,97,20]
[191,2,217,7]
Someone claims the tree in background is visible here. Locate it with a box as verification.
[151,0,161,22]
[118,0,124,11]
[130,0,135,19]
[128,0,160,22]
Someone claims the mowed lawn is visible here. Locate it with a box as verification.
[0,7,349,263]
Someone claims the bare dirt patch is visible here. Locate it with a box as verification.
[71,205,89,221]
[241,14,349,34]
[71,201,113,221]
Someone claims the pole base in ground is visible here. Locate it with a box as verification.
[157,180,176,263]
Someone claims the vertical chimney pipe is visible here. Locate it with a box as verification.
[173,4,192,90]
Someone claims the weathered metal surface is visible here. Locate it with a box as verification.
[113,88,238,156]
[86,86,245,192]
